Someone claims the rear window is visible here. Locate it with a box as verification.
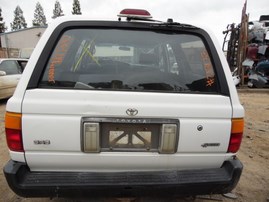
[39,28,219,93]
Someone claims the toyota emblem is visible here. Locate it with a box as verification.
[126,108,138,116]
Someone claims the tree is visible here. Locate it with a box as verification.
[72,0,82,15]
[0,7,7,33]
[32,2,47,26]
[10,6,27,31]
[52,0,64,19]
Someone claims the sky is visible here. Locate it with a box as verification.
[1,0,269,46]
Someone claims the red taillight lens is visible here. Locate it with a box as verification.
[118,9,152,18]
[228,118,244,153]
[120,9,151,16]
[5,129,24,152]
[5,112,24,152]
[228,133,243,153]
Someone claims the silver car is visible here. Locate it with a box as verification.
[0,58,28,99]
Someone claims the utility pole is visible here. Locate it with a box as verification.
[237,0,248,85]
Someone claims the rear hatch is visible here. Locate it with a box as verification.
[21,22,233,171]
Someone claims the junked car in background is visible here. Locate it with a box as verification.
[232,68,241,86]
[248,60,269,88]
[0,58,28,99]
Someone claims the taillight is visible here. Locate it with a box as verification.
[5,112,24,152]
[228,118,244,153]
[83,123,100,153]
[159,124,177,154]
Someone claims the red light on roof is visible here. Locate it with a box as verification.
[118,9,152,18]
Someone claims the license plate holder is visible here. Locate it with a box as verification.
[101,123,161,152]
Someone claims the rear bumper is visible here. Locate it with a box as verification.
[4,159,243,198]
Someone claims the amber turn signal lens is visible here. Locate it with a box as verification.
[5,112,22,130]
[231,118,244,134]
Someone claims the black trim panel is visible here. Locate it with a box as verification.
[4,159,242,198]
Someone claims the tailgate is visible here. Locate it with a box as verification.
[22,89,232,171]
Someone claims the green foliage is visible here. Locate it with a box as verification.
[52,0,64,19]
[10,6,27,31]
[0,7,7,33]
[72,0,82,15]
[33,2,47,26]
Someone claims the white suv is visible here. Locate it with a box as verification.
[4,9,244,198]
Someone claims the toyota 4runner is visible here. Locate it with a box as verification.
[4,9,244,198]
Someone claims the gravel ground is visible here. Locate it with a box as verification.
[0,91,268,202]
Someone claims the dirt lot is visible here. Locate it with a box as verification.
[0,91,268,202]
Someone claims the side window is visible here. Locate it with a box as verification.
[0,61,21,75]
[46,35,74,83]
[179,38,217,91]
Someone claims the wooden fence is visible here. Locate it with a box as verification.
[0,48,20,58]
